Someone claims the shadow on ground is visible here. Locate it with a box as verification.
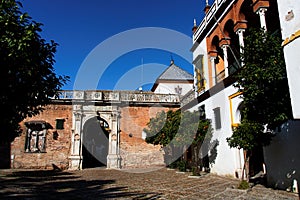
[0,169,162,199]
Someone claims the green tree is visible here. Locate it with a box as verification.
[233,28,292,128]
[0,0,69,142]
[145,110,180,147]
[227,28,292,180]
[144,110,212,172]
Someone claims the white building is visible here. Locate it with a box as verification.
[182,0,300,191]
[151,59,194,96]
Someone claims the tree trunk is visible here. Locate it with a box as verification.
[242,150,250,181]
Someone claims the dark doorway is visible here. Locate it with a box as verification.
[0,141,10,169]
[82,117,109,168]
[249,146,265,177]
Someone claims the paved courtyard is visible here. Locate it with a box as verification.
[0,167,298,199]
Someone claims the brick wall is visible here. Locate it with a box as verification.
[10,102,179,170]
[11,104,73,170]
[119,105,177,168]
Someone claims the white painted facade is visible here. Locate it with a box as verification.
[152,61,194,96]
[188,85,244,176]
[188,21,245,177]
[276,0,300,119]
[186,0,279,178]
[153,82,193,96]
[185,0,300,189]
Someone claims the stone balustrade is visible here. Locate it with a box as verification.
[52,90,180,104]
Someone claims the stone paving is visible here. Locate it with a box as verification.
[0,167,298,199]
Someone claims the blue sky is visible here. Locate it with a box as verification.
[20,0,213,90]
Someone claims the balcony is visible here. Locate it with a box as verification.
[216,70,226,82]
[216,61,241,82]
[193,0,235,43]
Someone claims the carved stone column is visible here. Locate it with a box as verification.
[257,7,268,31]
[208,50,218,86]
[236,29,245,54]
[221,45,229,78]
[236,28,245,66]
[107,106,121,169]
[69,105,84,170]
[210,56,217,86]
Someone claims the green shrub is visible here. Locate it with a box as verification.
[238,180,250,190]
[167,161,178,169]
[177,160,187,172]
[191,166,200,176]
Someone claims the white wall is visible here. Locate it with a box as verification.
[282,40,300,119]
[188,84,244,177]
[277,0,300,118]
[154,82,193,96]
[190,32,245,177]
[276,0,300,39]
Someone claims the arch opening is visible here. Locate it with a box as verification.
[82,116,109,169]
[224,20,241,75]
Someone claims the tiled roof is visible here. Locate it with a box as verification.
[157,61,193,81]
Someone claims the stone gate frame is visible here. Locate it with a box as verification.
[61,90,180,170]
[69,103,121,170]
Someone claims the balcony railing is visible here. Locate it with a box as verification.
[52,90,180,104]
[215,61,241,82]
[193,0,235,43]
[181,89,196,107]
[228,61,241,75]
[216,70,225,82]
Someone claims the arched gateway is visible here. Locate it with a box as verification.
[66,90,180,170]
[82,116,109,168]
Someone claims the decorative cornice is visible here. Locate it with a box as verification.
[252,0,270,13]
[233,21,247,33]
[208,50,218,58]
[219,37,231,46]
[282,29,300,46]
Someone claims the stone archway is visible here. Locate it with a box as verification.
[82,116,109,168]
[67,91,179,170]
[69,104,121,170]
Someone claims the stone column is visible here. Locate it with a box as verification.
[236,28,245,66]
[107,107,121,169]
[236,29,245,55]
[210,56,217,86]
[221,45,229,78]
[257,8,268,31]
[69,105,84,170]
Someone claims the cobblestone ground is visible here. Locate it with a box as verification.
[0,167,298,199]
